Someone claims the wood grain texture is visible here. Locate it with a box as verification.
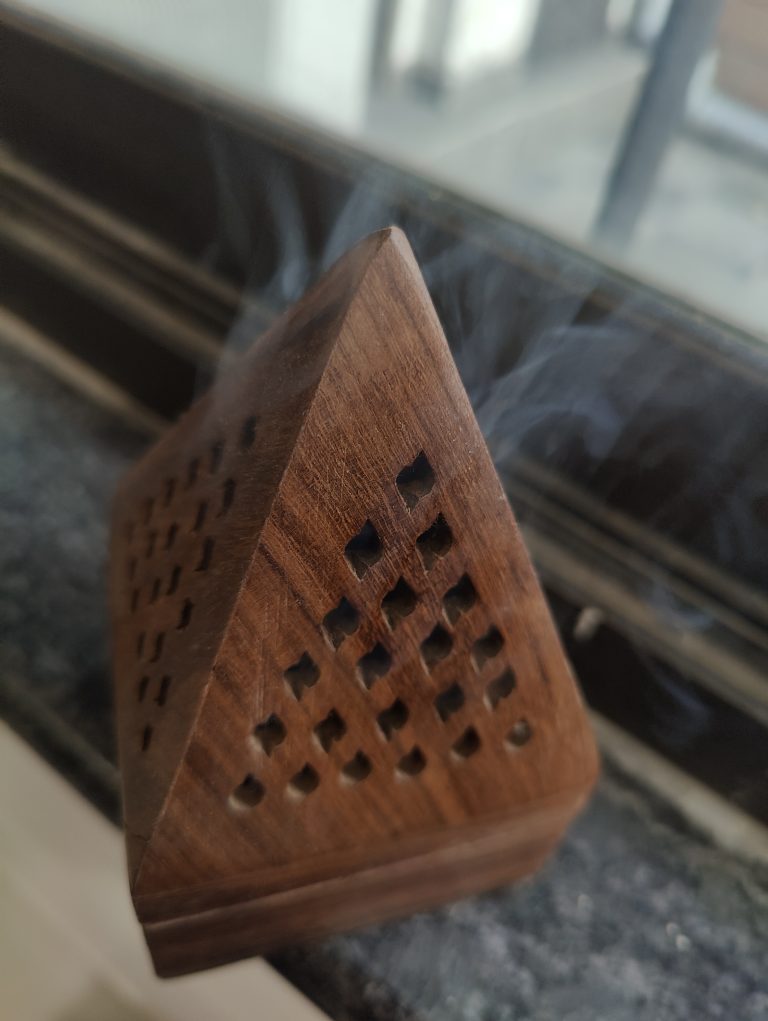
[110,228,598,976]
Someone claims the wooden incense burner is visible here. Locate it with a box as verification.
[110,228,598,977]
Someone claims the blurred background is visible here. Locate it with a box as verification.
[11,0,768,339]
[1,2,767,1019]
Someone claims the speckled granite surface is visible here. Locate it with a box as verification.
[1,339,766,1021]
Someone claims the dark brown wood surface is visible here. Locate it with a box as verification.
[110,228,598,976]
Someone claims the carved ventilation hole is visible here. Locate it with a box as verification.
[284,652,320,700]
[196,537,214,572]
[155,675,171,707]
[145,530,157,558]
[149,632,165,663]
[137,676,149,702]
[377,698,408,739]
[397,746,426,777]
[288,763,320,799]
[341,751,372,785]
[322,596,360,649]
[472,625,504,670]
[193,500,207,532]
[177,598,193,630]
[507,719,532,748]
[240,415,258,450]
[136,631,145,658]
[434,682,465,722]
[416,514,453,570]
[486,668,516,709]
[165,522,178,550]
[357,643,392,690]
[396,451,435,509]
[345,519,383,579]
[442,574,478,623]
[420,624,453,671]
[231,774,265,809]
[141,724,153,752]
[164,478,176,506]
[210,439,224,473]
[167,565,182,595]
[382,577,417,629]
[452,726,481,759]
[220,478,236,516]
[254,713,286,756]
[186,456,200,489]
[314,709,346,752]
[149,578,161,604]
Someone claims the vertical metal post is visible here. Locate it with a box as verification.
[592,0,724,249]
[410,0,459,100]
[367,0,400,100]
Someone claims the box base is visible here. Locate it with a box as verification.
[142,787,590,977]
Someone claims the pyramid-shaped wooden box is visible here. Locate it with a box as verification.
[110,228,598,977]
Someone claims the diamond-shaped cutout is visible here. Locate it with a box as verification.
[396,451,435,509]
[253,714,286,756]
[452,726,481,759]
[345,519,383,579]
[357,643,392,690]
[284,652,320,700]
[434,682,465,722]
[416,514,453,570]
[471,625,504,670]
[341,751,372,785]
[397,746,426,777]
[381,577,418,629]
[314,709,346,753]
[486,668,516,709]
[322,596,360,648]
[442,573,478,623]
[420,624,453,671]
[230,774,265,809]
[377,698,409,739]
[288,763,320,799]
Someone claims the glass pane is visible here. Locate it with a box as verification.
[13,0,768,339]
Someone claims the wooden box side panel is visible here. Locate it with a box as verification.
[111,235,385,874]
[135,231,597,894]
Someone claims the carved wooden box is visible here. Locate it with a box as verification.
[109,228,598,976]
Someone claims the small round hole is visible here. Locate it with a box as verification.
[507,719,532,748]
